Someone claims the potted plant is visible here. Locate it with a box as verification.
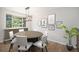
[59,24,79,51]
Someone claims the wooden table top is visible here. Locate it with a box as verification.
[15,31,43,39]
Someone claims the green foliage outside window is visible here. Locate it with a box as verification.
[12,16,22,28]
[6,15,12,28]
[6,14,26,28]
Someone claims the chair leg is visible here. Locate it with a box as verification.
[42,48,43,52]
[29,48,31,52]
[45,46,48,52]
[46,39,48,44]
[18,50,20,52]
[9,44,13,52]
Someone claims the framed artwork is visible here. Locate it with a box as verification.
[48,14,56,24]
[56,21,63,29]
[48,24,55,30]
[41,18,47,28]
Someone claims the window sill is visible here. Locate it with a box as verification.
[4,27,27,30]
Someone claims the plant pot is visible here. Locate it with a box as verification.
[66,45,73,51]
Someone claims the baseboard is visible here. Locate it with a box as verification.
[0,40,4,43]
[48,39,66,45]
[4,39,11,42]
[48,39,76,48]
[0,39,11,43]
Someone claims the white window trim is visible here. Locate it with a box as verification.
[6,14,26,28]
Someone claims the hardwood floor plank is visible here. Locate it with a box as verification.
[0,41,77,52]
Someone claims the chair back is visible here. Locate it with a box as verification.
[33,29,38,31]
[15,36,27,47]
[19,29,24,32]
[43,31,48,36]
[9,31,14,40]
[41,35,47,44]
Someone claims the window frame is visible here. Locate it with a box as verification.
[6,14,26,28]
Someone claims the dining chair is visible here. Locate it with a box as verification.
[33,29,38,31]
[33,35,48,52]
[44,31,48,36]
[9,31,16,52]
[19,29,24,32]
[14,36,33,52]
[42,31,48,44]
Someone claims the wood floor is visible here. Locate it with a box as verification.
[0,41,77,52]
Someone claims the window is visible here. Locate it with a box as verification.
[6,14,12,28]
[6,14,26,28]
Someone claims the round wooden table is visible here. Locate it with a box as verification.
[15,31,43,42]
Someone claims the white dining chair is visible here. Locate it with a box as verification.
[33,35,48,52]
[19,29,24,32]
[14,36,33,52]
[42,31,48,44]
[44,31,48,36]
[9,31,15,40]
[32,29,38,31]
[9,31,17,52]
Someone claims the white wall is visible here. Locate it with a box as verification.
[0,8,4,42]
[5,7,26,14]
[30,7,79,48]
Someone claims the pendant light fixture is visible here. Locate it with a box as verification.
[25,7,32,21]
